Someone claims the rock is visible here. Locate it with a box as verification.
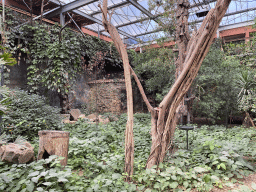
[99,115,110,124]
[63,119,70,124]
[78,114,86,119]
[70,109,81,121]
[60,114,70,120]
[0,142,35,164]
[69,121,77,124]
[60,114,70,123]
[86,114,97,122]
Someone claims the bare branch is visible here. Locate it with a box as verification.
[109,10,115,21]
[130,66,154,112]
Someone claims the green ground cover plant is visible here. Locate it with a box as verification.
[0,89,62,141]
[1,113,256,191]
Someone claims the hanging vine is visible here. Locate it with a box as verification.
[3,2,125,113]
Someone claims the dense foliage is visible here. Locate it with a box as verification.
[224,34,256,118]
[192,40,241,123]
[8,21,123,93]
[1,113,256,191]
[0,5,125,112]
[0,89,62,141]
[130,47,175,104]
[12,24,82,95]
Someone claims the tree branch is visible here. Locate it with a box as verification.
[130,66,154,112]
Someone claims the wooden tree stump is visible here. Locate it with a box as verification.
[37,130,70,166]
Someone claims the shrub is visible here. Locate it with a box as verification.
[0,89,63,141]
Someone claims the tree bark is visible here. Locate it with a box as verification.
[243,111,255,128]
[37,130,70,166]
[175,0,190,79]
[146,0,231,168]
[100,0,134,179]
[174,0,190,128]
[100,0,231,172]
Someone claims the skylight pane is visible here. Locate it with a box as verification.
[60,0,75,3]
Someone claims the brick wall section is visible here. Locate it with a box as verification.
[87,79,126,114]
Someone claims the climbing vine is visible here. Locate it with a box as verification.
[1,3,125,113]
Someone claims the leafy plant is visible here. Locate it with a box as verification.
[237,70,256,116]
[0,155,88,192]
[193,40,241,123]
[130,47,175,104]
[0,89,62,141]
[1,113,256,191]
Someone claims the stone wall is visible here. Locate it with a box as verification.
[87,79,126,114]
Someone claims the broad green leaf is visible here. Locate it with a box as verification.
[112,173,122,180]
[42,182,52,186]
[251,182,256,190]
[28,171,40,177]
[36,187,44,192]
[58,177,68,182]
[169,182,178,189]
[31,176,40,183]
[26,182,34,192]
[194,167,206,173]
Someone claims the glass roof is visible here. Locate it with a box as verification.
[57,0,256,45]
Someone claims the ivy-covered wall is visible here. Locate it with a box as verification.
[2,4,128,113]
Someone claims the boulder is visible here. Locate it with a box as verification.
[60,114,70,124]
[63,119,70,124]
[86,114,98,122]
[70,109,81,121]
[78,114,86,119]
[0,142,35,164]
[60,114,70,120]
[99,115,110,124]
[69,121,77,124]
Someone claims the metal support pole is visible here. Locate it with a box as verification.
[2,0,5,23]
[67,12,87,38]
[186,130,189,150]
[98,24,100,38]
[60,12,65,26]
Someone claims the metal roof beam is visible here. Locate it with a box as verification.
[46,0,98,18]
[14,6,60,29]
[192,6,256,24]
[72,9,138,41]
[98,14,163,33]
[120,6,256,39]
[97,0,217,33]
[190,0,216,8]
[46,0,137,41]
[127,0,159,23]
[127,0,154,18]
[90,1,130,16]
[134,28,162,37]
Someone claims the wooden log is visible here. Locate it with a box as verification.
[37,130,70,166]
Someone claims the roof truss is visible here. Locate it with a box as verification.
[37,0,255,43]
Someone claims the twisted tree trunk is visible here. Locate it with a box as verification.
[100,0,231,173]
[100,0,134,180]
[146,0,231,168]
